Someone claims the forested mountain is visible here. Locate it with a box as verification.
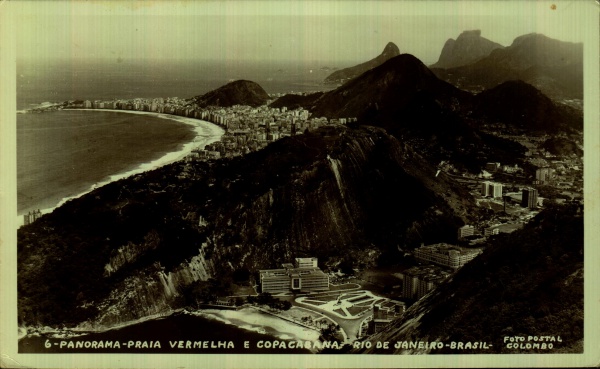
[18,125,474,328]
[353,202,583,354]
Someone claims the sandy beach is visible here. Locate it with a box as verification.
[17,109,224,227]
[20,307,321,347]
[190,308,321,342]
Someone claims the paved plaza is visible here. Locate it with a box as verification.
[296,290,384,319]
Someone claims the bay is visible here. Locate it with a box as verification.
[17,110,197,215]
[15,58,334,354]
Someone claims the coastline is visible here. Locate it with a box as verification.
[17,109,224,227]
[20,307,321,344]
[19,309,181,340]
[188,308,322,343]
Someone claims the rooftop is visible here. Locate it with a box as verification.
[259,267,327,280]
[418,243,482,256]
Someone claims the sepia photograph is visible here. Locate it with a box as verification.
[1,0,598,368]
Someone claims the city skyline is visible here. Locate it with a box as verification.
[13,1,589,65]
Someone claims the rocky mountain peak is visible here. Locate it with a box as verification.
[314,54,465,120]
[511,32,551,46]
[382,42,401,57]
[431,33,584,100]
[324,42,400,84]
[430,30,503,69]
[457,29,482,38]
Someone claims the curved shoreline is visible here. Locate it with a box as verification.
[20,307,322,345]
[192,307,322,342]
[17,109,225,226]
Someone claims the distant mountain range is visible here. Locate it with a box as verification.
[273,50,580,170]
[431,33,583,100]
[319,32,582,100]
[323,42,400,84]
[190,34,582,170]
[430,30,504,69]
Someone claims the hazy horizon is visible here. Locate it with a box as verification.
[12,1,589,67]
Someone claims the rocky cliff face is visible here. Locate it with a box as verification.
[90,247,215,329]
[430,30,504,69]
[324,42,400,84]
[18,125,473,329]
[199,125,472,271]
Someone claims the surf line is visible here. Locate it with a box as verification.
[17,109,225,227]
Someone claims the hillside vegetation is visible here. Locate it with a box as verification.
[355,202,583,354]
[18,125,474,328]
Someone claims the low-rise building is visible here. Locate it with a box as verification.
[536,167,555,184]
[484,227,500,237]
[485,162,501,172]
[457,225,475,239]
[414,243,482,270]
[295,257,318,268]
[369,301,405,334]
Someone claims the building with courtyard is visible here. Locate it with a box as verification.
[259,258,329,294]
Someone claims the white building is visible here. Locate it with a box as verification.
[481,181,503,198]
[414,243,482,270]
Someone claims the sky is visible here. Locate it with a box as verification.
[10,0,592,65]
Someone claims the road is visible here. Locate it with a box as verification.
[294,298,366,342]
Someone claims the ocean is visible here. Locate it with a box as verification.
[17,58,334,110]
[16,58,334,352]
[17,110,200,215]
[16,58,334,213]
[16,58,334,215]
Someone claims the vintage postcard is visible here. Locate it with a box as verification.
[1,0,598,368]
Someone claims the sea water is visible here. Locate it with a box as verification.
[16,58,334,214]
[17,58,334,110]
[17,110,197,214]
[16,58,334,352]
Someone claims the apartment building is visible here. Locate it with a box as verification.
[260,258,329,294]
[414,243,482,270]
